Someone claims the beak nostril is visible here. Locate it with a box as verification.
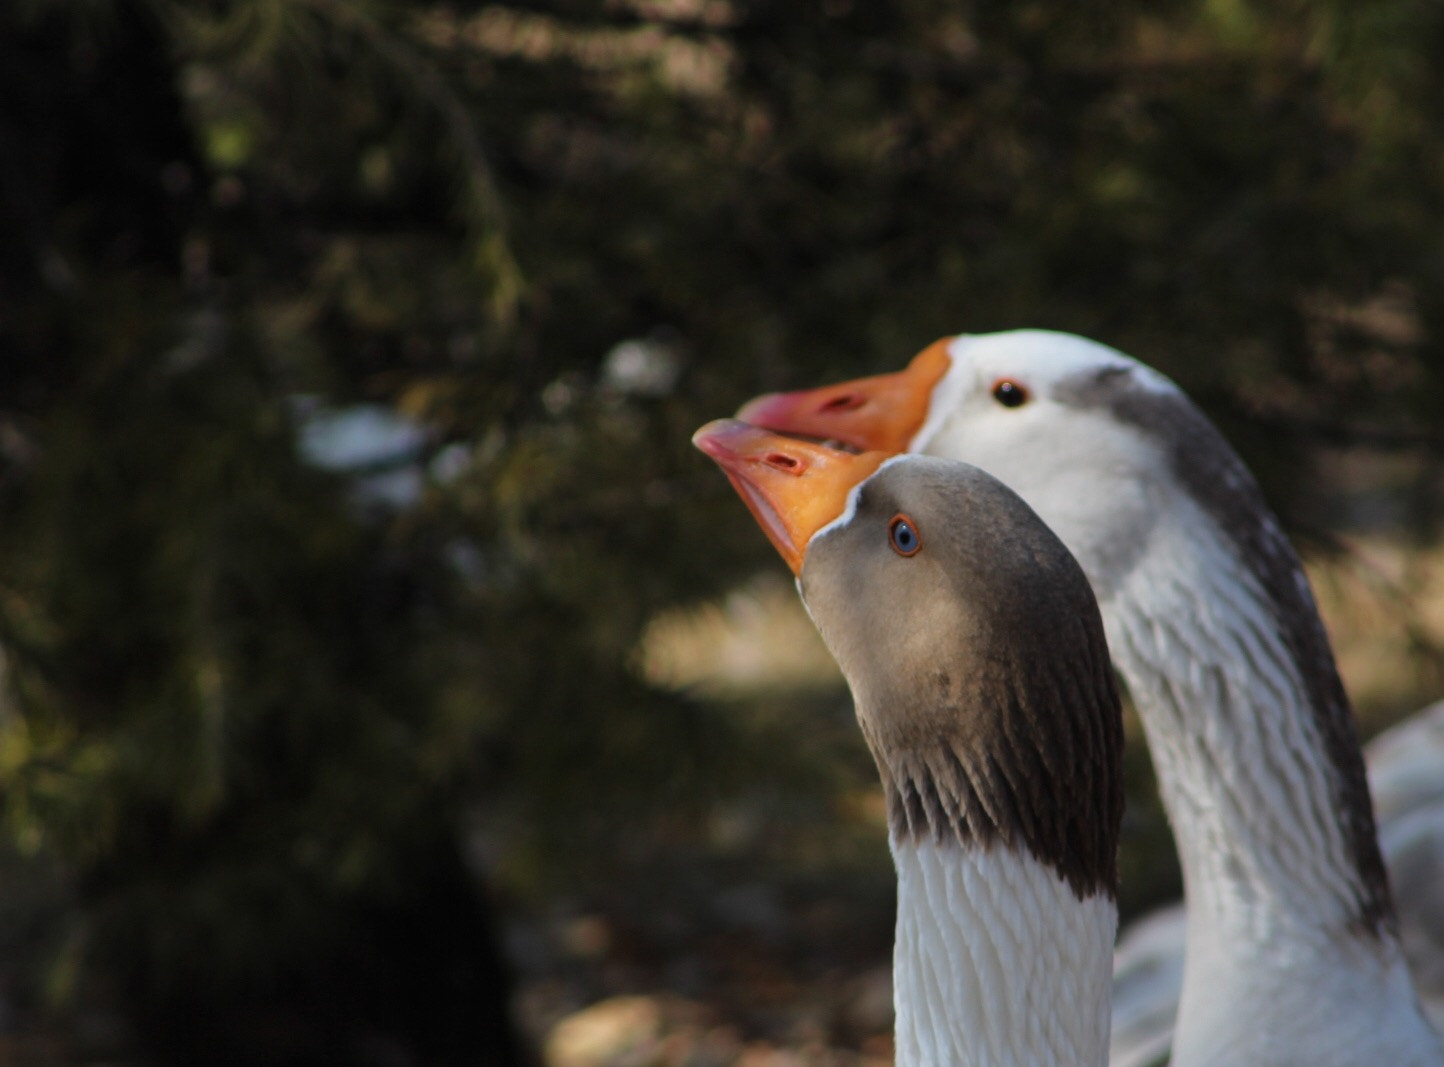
[819,393,865,413]
[764,451,804,473]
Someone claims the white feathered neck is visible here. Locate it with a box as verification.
[892,840,1115,1066]
[1107,496,1441,1064]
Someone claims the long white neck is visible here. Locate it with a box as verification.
[1104,499,1442,1065]
[891,839,1115,1067]
[1107,503,1365,933]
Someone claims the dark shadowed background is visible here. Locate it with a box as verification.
[2,1,1443,1063]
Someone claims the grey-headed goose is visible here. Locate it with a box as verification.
[739,330,1444,1066]
[694,418,1124,1066]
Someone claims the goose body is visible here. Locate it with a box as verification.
[738,330,1444,1066]
[694,420,1124,1066]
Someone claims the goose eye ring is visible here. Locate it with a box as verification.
[991,379,1029,408]
[889,514,922,557]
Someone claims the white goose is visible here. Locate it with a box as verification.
[694,418,1125,1066]
[738,330,1444,1066]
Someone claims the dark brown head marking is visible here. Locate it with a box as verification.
[801,457,1125,901]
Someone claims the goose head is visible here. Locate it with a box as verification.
[738,330,1217,602]
[692,417,1123,900]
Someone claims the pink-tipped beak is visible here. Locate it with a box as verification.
[693,419,888,575]
[736,338,952,454]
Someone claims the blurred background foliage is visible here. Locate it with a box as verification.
[3,0,1444,1062]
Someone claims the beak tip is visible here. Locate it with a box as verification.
[692,418,737,457]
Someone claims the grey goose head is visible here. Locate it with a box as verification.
[693,418,1123,900]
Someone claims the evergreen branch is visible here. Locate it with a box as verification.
[297,0,525,325]
[1242,409,1444,452]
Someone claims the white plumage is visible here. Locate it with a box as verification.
[738,329,1444,1065]
[923,332,1444,1066]
[894,843,1115,1067]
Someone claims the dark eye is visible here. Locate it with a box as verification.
[889,514,921,557]
[991,379,1029,408]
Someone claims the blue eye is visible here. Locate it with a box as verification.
[889,514,921,557]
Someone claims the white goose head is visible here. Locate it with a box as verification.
[739,330,1209,602]
[694,418,1124,1066]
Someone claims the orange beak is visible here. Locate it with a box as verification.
[693,419,889,575]
[735,338,952,454]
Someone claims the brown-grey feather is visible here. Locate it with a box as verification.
[1056,366,1394,934]
[800,459,1125,902]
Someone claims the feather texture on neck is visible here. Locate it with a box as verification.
[892,840,1115,1067]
